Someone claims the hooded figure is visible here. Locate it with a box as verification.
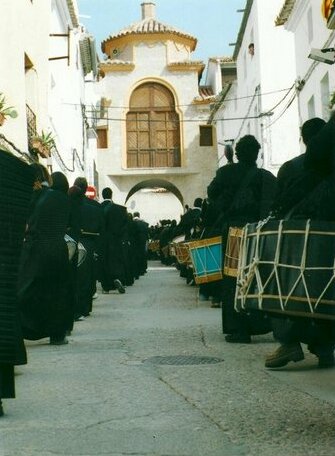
[18,166,72,345]
[0,150,34,416]
[207,135,277,343]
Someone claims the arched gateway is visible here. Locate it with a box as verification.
[125,179,183,206]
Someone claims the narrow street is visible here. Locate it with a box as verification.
[1,261,335,456]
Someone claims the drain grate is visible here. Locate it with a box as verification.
[143,355,224,365]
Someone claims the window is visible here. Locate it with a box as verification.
[199,125,213,146]
[96,128,108,149]
[126,82,181,168]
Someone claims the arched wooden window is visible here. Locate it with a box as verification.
[127,82,181,168]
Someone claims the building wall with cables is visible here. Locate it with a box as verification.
[284,0,335,125]
[210,0,300,175]
[48,0,98,184]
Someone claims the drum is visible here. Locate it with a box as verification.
[224,227,244,277]
[161,245,169,258]
[77,242,87,267]
[148,240,160,252]
[170,235,185,259]
[188,236,222,284]
[235,219,335,320]
[175,242,190,265]
[64,234,77,261]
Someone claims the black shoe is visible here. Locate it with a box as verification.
[265,343,304,368]
[50,337,69,346]
[114,279,125,294]
[225,333,251,344]
[0,400,4,417]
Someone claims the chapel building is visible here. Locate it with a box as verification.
[96,1,217,208]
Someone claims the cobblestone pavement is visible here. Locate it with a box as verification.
[1,261,335,456]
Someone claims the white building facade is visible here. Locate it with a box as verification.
[96,2,218,208]
[206,0,301,173]
[0,0,98,186]
[276,0,335,125]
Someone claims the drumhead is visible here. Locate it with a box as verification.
[77,242,87,267]
[172,235,185,243]
[64,234,77,261]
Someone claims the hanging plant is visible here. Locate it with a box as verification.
[31,130,55,158]
[0,93,18,126]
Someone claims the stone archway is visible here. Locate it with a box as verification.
[125,179,184,206]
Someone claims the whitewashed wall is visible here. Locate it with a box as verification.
[0,0,50,151]
[286,0,335,125]
[211,0,301,174]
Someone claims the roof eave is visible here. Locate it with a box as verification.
[232,0,254,60]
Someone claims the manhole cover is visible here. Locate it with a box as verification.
[143,355,224,365]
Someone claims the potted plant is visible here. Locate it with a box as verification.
[31,130,55,158]
[0,93,18,126]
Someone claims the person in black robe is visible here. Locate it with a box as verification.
[0,150,34,417]
[207,135,277,343]
[132,212,149,277]
[18,165,72,345]
[100,187,127,294]
[265,117,335,369]
[73,177,104,318]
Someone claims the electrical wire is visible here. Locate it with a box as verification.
[61,86,294,111]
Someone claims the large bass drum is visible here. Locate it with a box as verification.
[235,219,335,320]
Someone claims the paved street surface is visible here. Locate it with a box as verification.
[1,261,335,456]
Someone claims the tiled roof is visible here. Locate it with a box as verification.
[66,0,79,28]
[102,18,197,53]
[168,60,204,67]
[209,56,235,64]
[101,59,135,66]
[275,0,296,26]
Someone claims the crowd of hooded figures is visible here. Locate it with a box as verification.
[2,114,335,419]
[0,159,149,417]
[151,115,335,375]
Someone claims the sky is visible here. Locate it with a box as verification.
[77,0,246,64]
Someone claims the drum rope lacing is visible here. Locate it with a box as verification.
[236,219,335,314]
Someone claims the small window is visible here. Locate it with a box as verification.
[248,43,254,56]
[199,125,213,147]
[97,128,108,149]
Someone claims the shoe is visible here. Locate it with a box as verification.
[75,315,85,321]
[50,337,69,345]
[102,290,109,294]
[225,333,251,343]
[92,292,98,299]
[114,279,125,294]
[265,343,304,368]
[0,400,3,417]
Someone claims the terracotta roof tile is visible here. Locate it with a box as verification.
[275,0,296,26]
[102,18,197,52]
